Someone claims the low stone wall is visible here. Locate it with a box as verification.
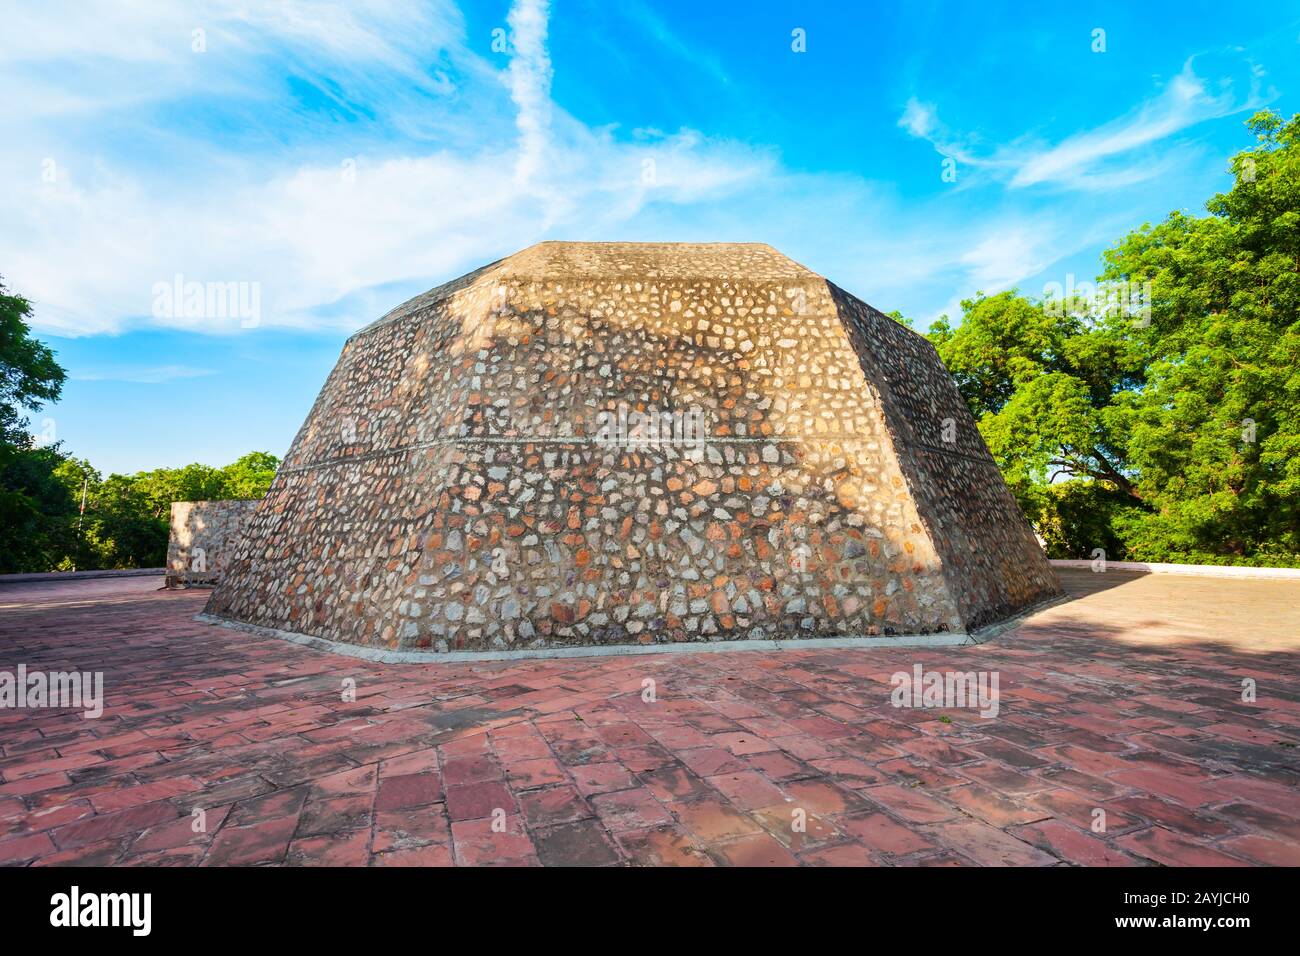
[166,500,260,588]
[0,568,164,584]
[1049,559,1300,579]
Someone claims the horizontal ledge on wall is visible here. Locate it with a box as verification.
[1050,559,1300,579]
[194,612,975,663]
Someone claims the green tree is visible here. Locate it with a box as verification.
[0,443,80,572]
[929,110,1300,566]
[1097,109,1300,562]
[0,277,74,571]
[220,451,280,498]
[928,290,1144,499]
[0,279,65,446]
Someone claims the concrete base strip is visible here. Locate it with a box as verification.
[1049,559,1300,579]
[194,612,975,664]
[966,591,1073,645]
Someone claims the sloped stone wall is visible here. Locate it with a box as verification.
[829,284,1061,629]
[205,243,1058,652]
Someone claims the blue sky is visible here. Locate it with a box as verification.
[4,0,1298,473]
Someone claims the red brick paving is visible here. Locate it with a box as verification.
[1,570,1298,866]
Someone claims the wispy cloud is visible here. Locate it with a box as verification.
[73,364,216,384]
[505,0,554,185]
[3,3,1279,347]
[901,55,1275,191]
[1,0,774,336]
[897,97,986,168]
[1009,58,1273,188]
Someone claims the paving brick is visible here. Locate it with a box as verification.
[1220,833,1300,866]
[862,784,957,824]
[33,839,124,867]
[445,781,515,821]
[372,806,450,853]
[615,825,714,866]
[517,786,592,828]
[837,811,935,856]
[705,771,786,810]
[503,757,569,790]
[943,783,1052,828]
[1109,769,1221,807]
[204,816,298,866]
[709,732,779,756]
[878,757,971,790]
[923,820,1058,866]
[440,754,502,787]
[751,804,839,851]
[801,842,881,866]
[129,805,230,854]
[375,772,442,811]
[639,765,718,804]
[1106,794,1233,837]
[678,747,750,777]
[296,794,372,836]
[533,819,621,866]
[285,828,371,866]
[570,762,638,796]
[782,778,871,816]
[51,800,179,850]
[805,755,889,788]
[1010,820,1139,866]
[1215,802,1300,841]
[673,797,762,843]
[226,787,307,827]
[959,761,1050,795]
[0,831,55,865]
[711,832,800,866]
[1115,826,1250,867]
[742,751,814,782]
[590,787,673,831]
[372,844,455,866]
[450,815,537,866]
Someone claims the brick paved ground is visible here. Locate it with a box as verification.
[1,569,1297,866]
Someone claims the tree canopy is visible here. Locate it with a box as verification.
[0,281,65,447]
[0,447,282,573]
[927,109,1300,565]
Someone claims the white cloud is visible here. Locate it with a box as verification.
[898,98,936,139]
[896,97,989,169]
[505,0,554,186]
[73,365,217,384]
[959,223,1068,291]
[2,3,1264,343]
[1,0,778,336]
[900,55,1274,191]
[1009,58,1270,189]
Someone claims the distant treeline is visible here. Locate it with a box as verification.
[0,446,278,573]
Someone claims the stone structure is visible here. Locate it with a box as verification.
[167,500,260,588]
[205,242,1059,652]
